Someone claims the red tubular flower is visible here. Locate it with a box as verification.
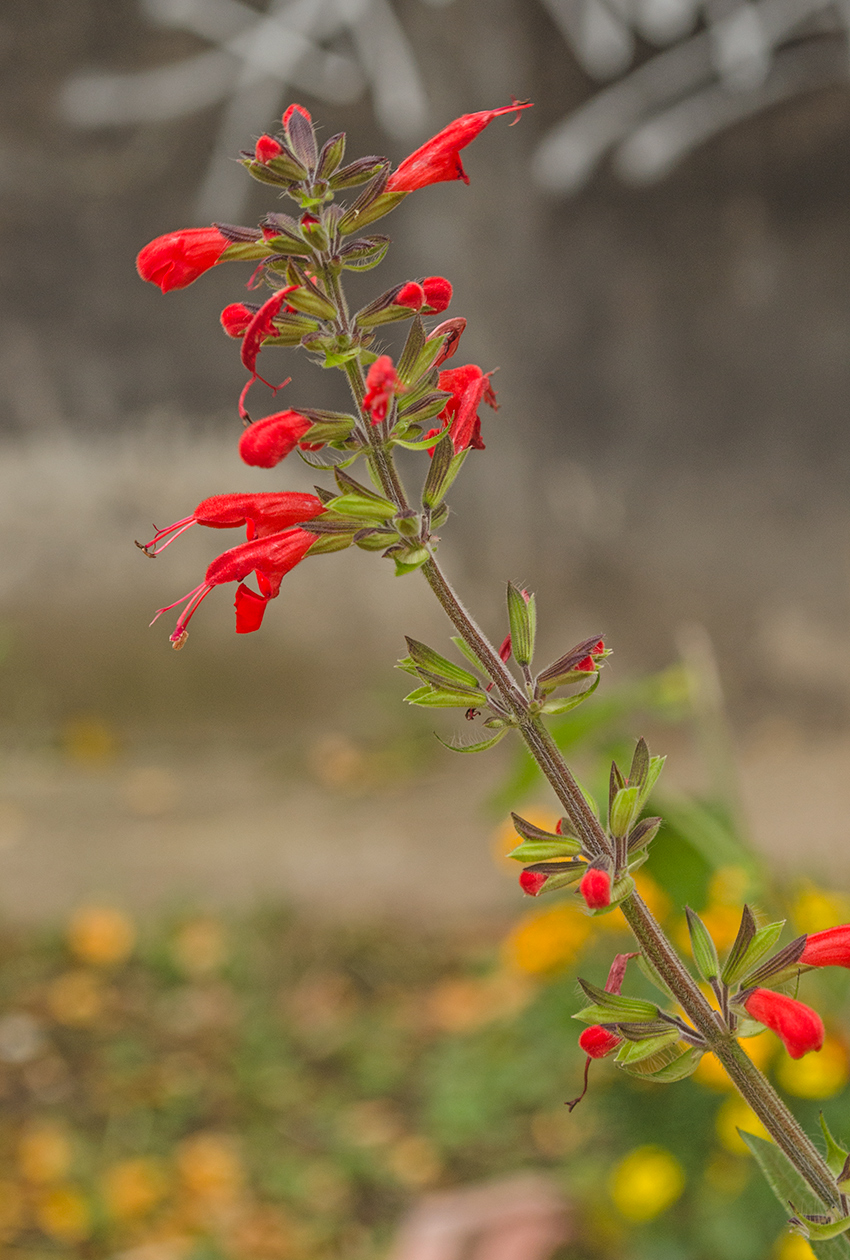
[239,412,314,468]
[579,868,611,911]
[743,988,825,1059]
[136,227,230,293]
[255,134,283,164]
[363,355,400,425]
[579,1026,621,1058]
[152,528,316,647]
[221,302,255,338]
[241,287,298,378]
[394,282,425,311]
[799,925,850,969]
[421,276,452,313]
[387,102,533,192]
[519,870,549,897]
[426,318,467,367]
[137,492,325,556]
[438,364,499,452]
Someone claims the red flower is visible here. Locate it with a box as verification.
[743,988,824,1059]
[426,364,498,455]
[363,355,400,425]
[799,925,850,968]
[241,287,298,378]
[255,134,283,165]
[394,282,425,311]
[239,412,314,468]
[579,1026,621,1058]
[152,528,316,647]
[221,302,255,338]
[136,227,229,293]
[426,317,467,368]
[579,868,611,911]
[137,492,324,556]
[519,870,549,897]
[387,102,533,192]
[421,276,452,313]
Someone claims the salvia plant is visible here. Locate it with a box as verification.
[137,101,850,1248]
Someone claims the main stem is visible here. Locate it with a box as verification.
[338,310,838,1211]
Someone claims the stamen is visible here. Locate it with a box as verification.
[565,1056,592,1112]
[136,517,197,557]
[150,581,208,627]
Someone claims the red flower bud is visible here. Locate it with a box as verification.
[239,412,313,468]
[592,640,606,656]
[579,868,611,911]
[519,870,549,897]
[576,655,596,672]
[387,102,533,192]
[579,1025,621,1058]
[421,276,452,313]
[283,103,312,130]
[363,355,400,425]
[255,134,284,165]
[743,988,825,1059]
[136,227,229,293]
[800,925,850,969]
[220,302,255,338]
[394,281,425,311]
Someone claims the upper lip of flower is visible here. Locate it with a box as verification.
[386,102,533,193]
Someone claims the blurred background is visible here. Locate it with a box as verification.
[1,1,850,1255]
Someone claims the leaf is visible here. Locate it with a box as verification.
[731,921,787,985]
[609,786,639,839]
[686,906,720,981]
[540,673,601,715]
[404,638,481,692]
[507,839,583,862]
[740,1131,850,1257]
[722,905,758,986]
[644,1045,704,1082]
[614,1031,681,1064]
[636,755,666,812]
[403,686,487,709]
[575,979,659,1021]
[628,737,650,790]
[507,583,535,668]
[820,1114,850,1178]
[435,730,507,754]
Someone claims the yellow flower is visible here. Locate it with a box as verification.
[699,903,745,953]
[102,1157,166,1220]
[0,1180,25,1239]
[502,904,591,976]
[632,873,670,926]
[47,969,105,1026]
[35,1186,91,1242]
[792,885,850,934]
[694,1034,773,1091]
[177,1133,242,1202]
[171,918,228,977]
[715,1096,770,1155]
[708,866,753,906]
[68,905,135,967]
[423,970,533,1032]
[18,1123,72,1184]
[776,1034,849,1099]
[774,1232,816,1259]
[609,1146,686,1221]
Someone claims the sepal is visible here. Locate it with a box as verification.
[337,235,391,271]
[575,979,659,1023]
[506,583,536,668]
[402,638,481,691]
[422,437,468,509]
[685,907,720,981]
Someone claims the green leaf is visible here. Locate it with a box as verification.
[403,686,486,709]
[628,737,650,790]
[510,812,579,846]
[435,730,507,754]
[740,1131,850,1257]
[404,638,481,692]
[609,786,640,839]
[422,439,467,509]
[450,636,485,674]
[820,1114,850,1179]
[615,1030,681,1064]
[507,839,584,862]
[686,907,720,981]
[735,922,787,985]
[636,755,666,812]
[721,905,758,986]
[793,1214,850,1242]
[326,493,397,521]
[507,583,535,667]
[575,979,659,1022]
[540,672,601,715]
[644,1045,704,1082]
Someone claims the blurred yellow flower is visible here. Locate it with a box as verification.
[609,1146,686,1221]
[177,1133,242,1202]
[18,1123,73,1184]
[0,1180,25,1238]
[776,1034,849,1099]
[792,885,850,934]
[227,1204,294,1260]
[629,873,670,926]
[47,969,105,1026]
[102,1157,166,1221]
[492,809,559,873]
[503,905,590,976]
[774,1232,816,1259]
[386,1135,442,1188]
[171,918,228,977]
[35,1186,91,1241]
[62,715,118,764]
[699,903,745,953]
[708,867,753,906]
[68,905,135,967]
[715,1096,770,1154]
[694,1034,773,1091]
[424,970,533,1032]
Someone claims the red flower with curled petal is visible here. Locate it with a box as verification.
[579,1026,622,1058]
[363,355,400,425]
[799,925,850,969]
[137,492,324,556]
[151,528,316,648]
[136,227,230,293]
[387,102,533,192]
[743,988,824,1059]
[239,412,314,468]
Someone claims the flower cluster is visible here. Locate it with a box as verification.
[137,102,529,646]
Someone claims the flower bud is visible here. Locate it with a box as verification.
[255,134,284,165]
[239,411,313,468]
[579,868,611,911]
[799,925,850,969]
[579,1025,621,1058]
[742,987,825,1059]
[136,226,229,293]
[395,281,425,311]
[519,870,549,896]
[421,276,452,313]
[220,302,255,338]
